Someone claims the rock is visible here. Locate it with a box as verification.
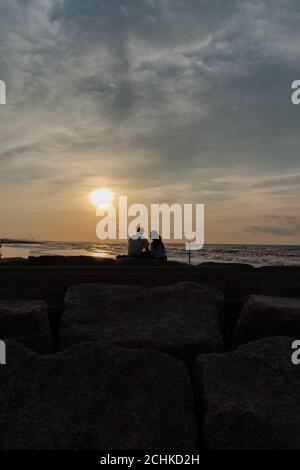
[16,333,54,354]
[0,257,27,265]
[254,272,300,298]
[28,256,115,266]
[0,300,49,338]
[0,300,51,353]
[234,295,300,346]
[258,266,300,272]
[57,326,99,351]
[0,341,197,450]
[218,300,244,350]
[197,336,300,450]
[198,262,255,272]
[116,256,167,266]
[0,271,67,304]
[59,282,224,363]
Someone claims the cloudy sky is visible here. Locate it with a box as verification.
[0,0,299,243]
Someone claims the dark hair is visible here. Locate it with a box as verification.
[151,235,165,250]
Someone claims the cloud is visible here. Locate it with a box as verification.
[0,0,299,240]
[246,215,300,237]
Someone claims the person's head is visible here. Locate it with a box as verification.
[137,226,144,237]
[151,231,164,248]
[150,230,160,241]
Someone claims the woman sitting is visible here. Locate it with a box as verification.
[150,231,167,261]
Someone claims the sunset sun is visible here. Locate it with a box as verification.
[90,188,114,207]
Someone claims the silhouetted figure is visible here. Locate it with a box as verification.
[128,227,151,257]
[150,231,167,261]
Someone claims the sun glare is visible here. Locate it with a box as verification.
[90,188,114,207]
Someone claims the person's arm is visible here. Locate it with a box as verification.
[143,239,150,252]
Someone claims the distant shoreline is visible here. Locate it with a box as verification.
[0,239,40,245]
[1,241,300,268]
[1,239,299,247]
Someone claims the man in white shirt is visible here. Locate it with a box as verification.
[128,227,150,257]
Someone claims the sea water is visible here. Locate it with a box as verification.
[1,242,300,267]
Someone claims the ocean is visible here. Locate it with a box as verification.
[1,242,300,267]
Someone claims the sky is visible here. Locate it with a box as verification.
[0,0,299,244]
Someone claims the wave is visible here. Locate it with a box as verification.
[1,242,300,267]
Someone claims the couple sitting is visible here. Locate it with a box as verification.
[128,227,167,260]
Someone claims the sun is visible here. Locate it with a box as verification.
[90,188,114,207]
